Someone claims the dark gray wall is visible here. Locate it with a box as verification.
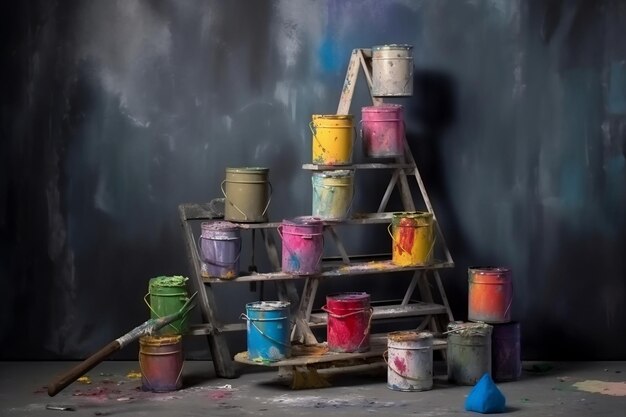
[1,0,624,360]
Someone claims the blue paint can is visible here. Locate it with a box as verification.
[243,301,291,362]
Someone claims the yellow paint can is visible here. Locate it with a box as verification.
[389,212,435,266]
[310,114,354,165]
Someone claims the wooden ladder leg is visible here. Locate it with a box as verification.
[179,206,237,378]
[262,229,318,346]
[293,277,320,344]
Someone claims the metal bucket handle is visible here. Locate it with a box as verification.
[309,121,356,163]
[143,291,197,335]
[240,313,291,348]
[197,236,242,266]
[277,226,325,270]
[221,180,273,221]
[387,222,436,261]
[322,306,373,350]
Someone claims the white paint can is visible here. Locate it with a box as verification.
[371,44,414,97]
[386,331,433,391]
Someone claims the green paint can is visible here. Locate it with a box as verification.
[145,276,190,336]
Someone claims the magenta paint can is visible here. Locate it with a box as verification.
[199,221,241,280]
[491,322,522,382]
[279,216,324,275]
[360,104,405,158]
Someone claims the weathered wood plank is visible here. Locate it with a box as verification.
[202,259,454,283]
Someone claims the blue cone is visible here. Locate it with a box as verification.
[465,373,506,414]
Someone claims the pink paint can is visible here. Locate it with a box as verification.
[360,104,405,158]
[278,216,324,275]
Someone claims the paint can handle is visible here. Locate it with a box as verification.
[261,181,273,217]
[387,222,437,262]
[221,180,248,221]
[197,236,242,267]
[240,313,291,348]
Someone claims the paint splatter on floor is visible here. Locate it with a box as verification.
[573,380,626,396]
[126,371,142,379]
[77,376,92,384]
[267,394,406,408]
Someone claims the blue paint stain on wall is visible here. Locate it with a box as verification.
[318,35,343,73]
[608,62,626,114]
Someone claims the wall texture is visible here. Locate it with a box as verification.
[1,0,624,360]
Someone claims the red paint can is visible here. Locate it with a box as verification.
[323,292,372,353]
[492,322,522,381]
[139,335,183,392]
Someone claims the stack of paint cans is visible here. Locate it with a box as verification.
[141,275,190,392]
[467,267,521,382]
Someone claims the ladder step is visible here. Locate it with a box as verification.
[302,163,414,171]
[308,302,447,325]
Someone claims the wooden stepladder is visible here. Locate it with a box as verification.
[179,48,455,381]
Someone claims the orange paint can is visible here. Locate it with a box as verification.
[468,267,512,323]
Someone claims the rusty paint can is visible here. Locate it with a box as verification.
[323,292,372,353]
[386,331,433,392]
[468,267,512,323]
[447,322,492,385]
[492,322,522,381]
[371,44,414,97]
[139,335,183,392]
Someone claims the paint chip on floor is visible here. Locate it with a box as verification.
[573,380,626,396]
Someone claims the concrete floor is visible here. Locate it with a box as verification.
[1,361,624,416]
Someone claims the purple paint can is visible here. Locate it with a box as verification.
[279,216,324,275]
[492,322,522,382]
[199,221,241,279]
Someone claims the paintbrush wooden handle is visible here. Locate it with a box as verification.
[47,340,120,397]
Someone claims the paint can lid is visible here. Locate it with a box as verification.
[201,221,239,232]
[315,170,354,178]
[361,103,404,112]
[283,216,324,226]
[225,167,269,174]
[149,276,188,288]
[372,44,413,51]
[246,301,290,311]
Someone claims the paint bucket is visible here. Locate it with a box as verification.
[139,335,183,392]
[492,322,522,382]
[323,292,372,353]
[386,331,434,392]
[311,170,354,220]
[243,301,291,362]
[310,114,354,165]
[389,212,435,266]
[468,267,513,323]
[145,276,190,336]
[361,104,405,158]
[199,221,241,279]
[279,216,324,275]
[222,167,272,223]
[447,322,493,385]
[371,44,414,97]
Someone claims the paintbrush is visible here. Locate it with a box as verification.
[47,293,197,397]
